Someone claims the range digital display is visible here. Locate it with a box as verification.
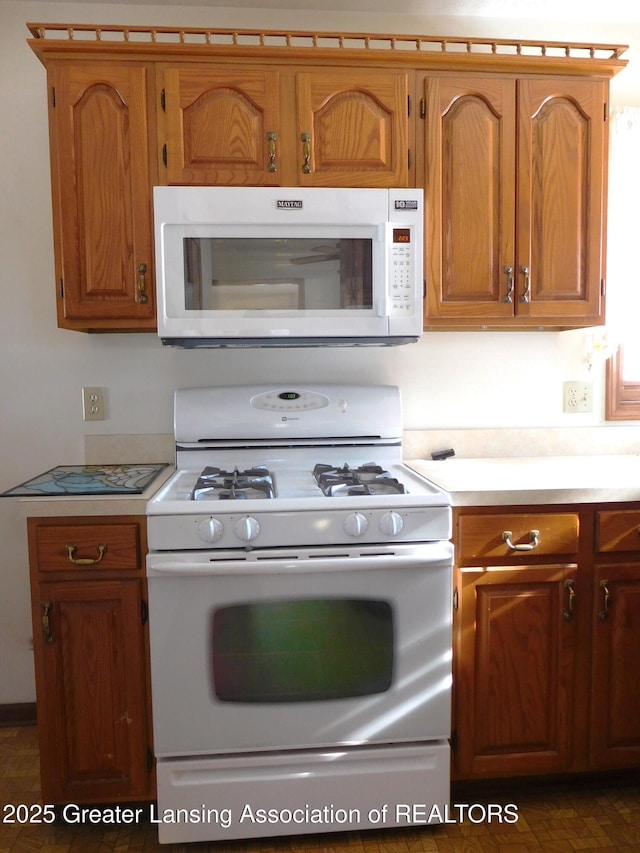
[279,392,300,400]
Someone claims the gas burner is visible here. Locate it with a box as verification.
[191,466,275,501]
[313,463,407,497]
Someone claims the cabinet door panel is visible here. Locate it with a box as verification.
[52,63,155,328]
[517,79,605,321]
[590,565,640,768]
[424,76,516,321]
[163,67,280,185]
[35,579,150,802]
[456,566,575,778]
[296,69,409,187]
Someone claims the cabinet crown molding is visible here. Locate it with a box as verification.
[27,22,628,77]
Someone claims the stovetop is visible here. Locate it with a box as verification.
[148,455,448,513]
[146,384,451,549]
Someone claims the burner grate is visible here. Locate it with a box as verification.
[313,463,406,497]
[191,466,275,501]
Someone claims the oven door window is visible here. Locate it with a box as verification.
[211,598,393,703]
[184,237,373,312]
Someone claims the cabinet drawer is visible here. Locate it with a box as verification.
[458,512,579,562]
[596,510,640,553]
[32,522,141,572]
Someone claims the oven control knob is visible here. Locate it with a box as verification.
[344,512,369,537]
[379,511,404,537]
[235,516,260,542]
[198,517,224,543]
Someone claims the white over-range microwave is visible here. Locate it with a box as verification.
[153,186,423,347]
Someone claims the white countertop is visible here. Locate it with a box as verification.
[406,455,640,506]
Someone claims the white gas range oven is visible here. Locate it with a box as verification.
[146,384,453,844]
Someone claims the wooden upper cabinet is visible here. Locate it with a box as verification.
[160,65,410,187]
[28,26,623,334]
[424,75,607,328]
[294,69,410,187]
[49,62,157,330]
[162,67,280,185]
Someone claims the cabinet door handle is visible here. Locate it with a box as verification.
[502,265,514,303]
[563,578,576,622]
[599,579,611,621]
[66,543,107,565]
[502,529,540,551]
[301,132,312,174]
[266,131,277,172]
[42,601,55,644]
[519,264,531,303]
[136,263,149,304]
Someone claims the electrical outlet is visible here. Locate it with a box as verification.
[563,381,593,413]
[82,387,106,421]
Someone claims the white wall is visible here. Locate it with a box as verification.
[2,0,640,703]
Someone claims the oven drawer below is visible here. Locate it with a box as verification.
[155,741,450,843]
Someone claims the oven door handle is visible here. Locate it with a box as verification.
[147,544,453,576]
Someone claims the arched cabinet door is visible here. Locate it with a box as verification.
[424,76,516,322]
[162,67,280,186]
[295,68,411,187]
[50,62,157,330]
[517,78,606,324]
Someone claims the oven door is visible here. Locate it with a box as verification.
[146,542,453,758]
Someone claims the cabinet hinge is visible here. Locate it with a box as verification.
[407,94,411,117]
[59,278,64,298]
[160,88,166,112]
[408,149,412,170]
[162,143,167,168]
[51,86,56,108]
[147,747,154,773]
[453,587,459,611]
[601,278,606,297]
[450,730,457,753]
[420,97,426,120]
[604,102,609,122]
[141,598,148,625]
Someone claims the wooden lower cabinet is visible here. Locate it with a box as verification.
[590,509,640,769]
[456,564,576,778]
[28,516,154,804]
[453,505,640,780]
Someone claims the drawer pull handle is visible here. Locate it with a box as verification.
[66,543,107,565]
[563,578,576,622]
[502,529,540,551]
[599,579,611,621]
[41,601,55,644]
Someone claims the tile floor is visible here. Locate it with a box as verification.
[1,726,639,852]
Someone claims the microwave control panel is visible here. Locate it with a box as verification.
[389,231,415,315]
